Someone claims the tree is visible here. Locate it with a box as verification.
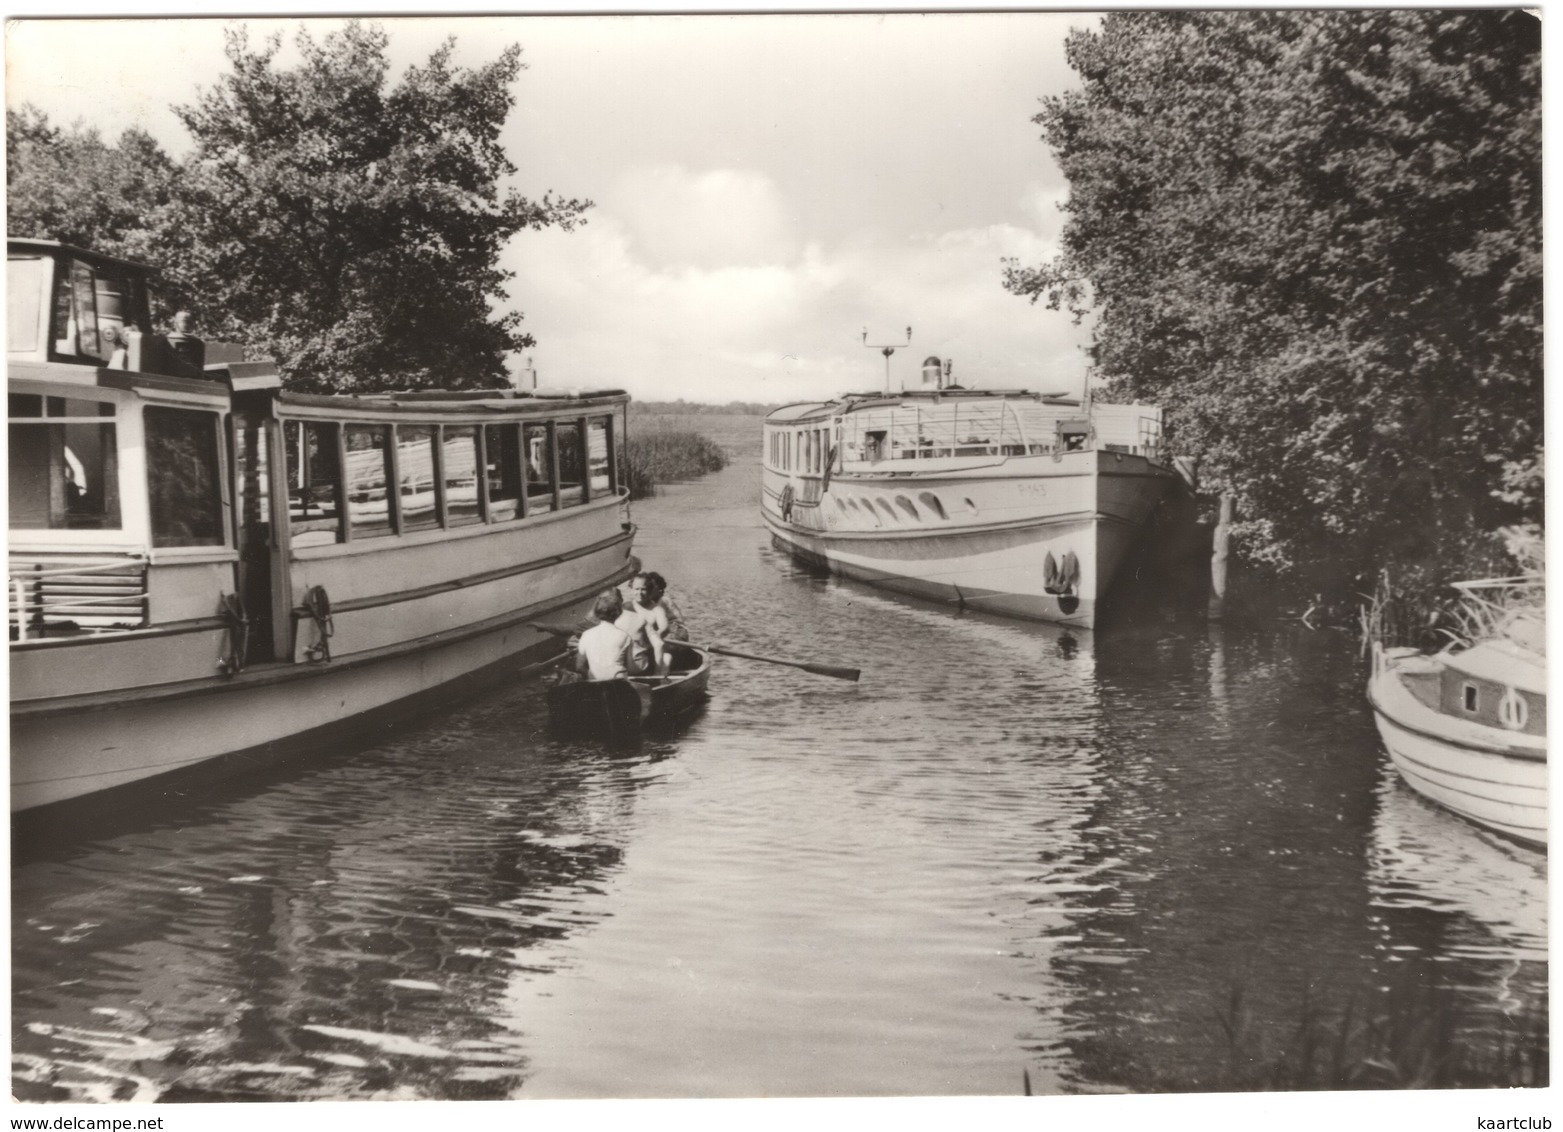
[168,22,590,392]
[7,105,179,267]
[1006,11,1542,594]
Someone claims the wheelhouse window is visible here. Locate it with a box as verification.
[484,423,523,522]
[8,393,121,531]
[54,258,143,364]
[442,426,482,527]
[558,418,586,507]
[8,256,49,353]
[145,406,225,547]
[396,425,440,533]
[285,420,343,547]
[525,422,557,513]
[345,425,395,538]
[588,416,612,496]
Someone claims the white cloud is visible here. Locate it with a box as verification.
[503,169,1092,406]
[611,165,801,271]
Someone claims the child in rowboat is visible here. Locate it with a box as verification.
[574,590,633,681]
[644,572,688,643]
[617,573,673,676]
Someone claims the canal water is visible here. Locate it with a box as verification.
[10,457,1547,1103]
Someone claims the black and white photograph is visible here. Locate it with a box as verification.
[6,6,1548,1127]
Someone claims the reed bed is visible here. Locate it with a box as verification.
[1358,525,1545,655]
[623,427,728,499]
[1210,967,1548,1091]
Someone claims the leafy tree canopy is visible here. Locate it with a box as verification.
[8,21,590,394]
[1006,10,1541,592]
[7,105,178,268]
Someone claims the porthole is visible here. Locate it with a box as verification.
[895,495,920,521]
[918,492,948,520]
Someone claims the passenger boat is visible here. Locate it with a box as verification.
[1367,576,1547,848]
[760,356,1183,627]
[8,239,639,812]
[546,642,712,737]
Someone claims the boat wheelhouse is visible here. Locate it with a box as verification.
[9,239,638,812]
[760,358,1181,627]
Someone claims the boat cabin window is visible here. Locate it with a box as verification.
[525,422,558,513]
[484,423,524,522]
[8,256,50,354]
[345,425,395,539]
[612,410,627,492]
[8,393,121,531]
[396,425,441,533]
[1462,683,1479,713]
[558,418,587,507]
[285,421,344,547]
[443,426,482,527]
[145,406,225,548]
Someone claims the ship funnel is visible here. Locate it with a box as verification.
[921,356,943,388]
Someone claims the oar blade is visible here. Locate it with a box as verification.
[801,662,861,682]
[706,644,861,682]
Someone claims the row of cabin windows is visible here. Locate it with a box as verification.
[284,415,620,548]
[9,394,623,551]
[767,427,831,474]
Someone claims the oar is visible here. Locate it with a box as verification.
[702,644,860,682]
[531,622,861,682]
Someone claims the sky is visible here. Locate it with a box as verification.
[5,12,1098,405]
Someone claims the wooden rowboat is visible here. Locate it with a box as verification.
[547,641,712,738]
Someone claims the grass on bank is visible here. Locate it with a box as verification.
[623,428,728,499]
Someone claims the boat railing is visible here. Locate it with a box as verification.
[1448,574,1546,656]
[8,553,150,641]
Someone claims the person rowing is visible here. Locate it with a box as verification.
[574,590,633,681]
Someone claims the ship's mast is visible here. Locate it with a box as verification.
[862,326,912,394]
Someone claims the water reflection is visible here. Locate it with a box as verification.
[1368,766,1546,983]
[13,681,677,1102]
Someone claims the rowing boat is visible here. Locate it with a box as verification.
[547,641,712,737]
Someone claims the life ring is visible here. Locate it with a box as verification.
[1498,687,1529,731]
[780,483,795,522]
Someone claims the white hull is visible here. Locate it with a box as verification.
[12,534,636,812]
[1368,652,1547,847]
[762,450,1176,628]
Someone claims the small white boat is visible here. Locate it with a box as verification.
[760,356,1186,628]
[1367,581,1547,847]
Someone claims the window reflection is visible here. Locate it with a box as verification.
[397,425,440,533]
[443,426,481,527]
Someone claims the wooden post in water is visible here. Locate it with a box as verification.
[1209,493,1235,621]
